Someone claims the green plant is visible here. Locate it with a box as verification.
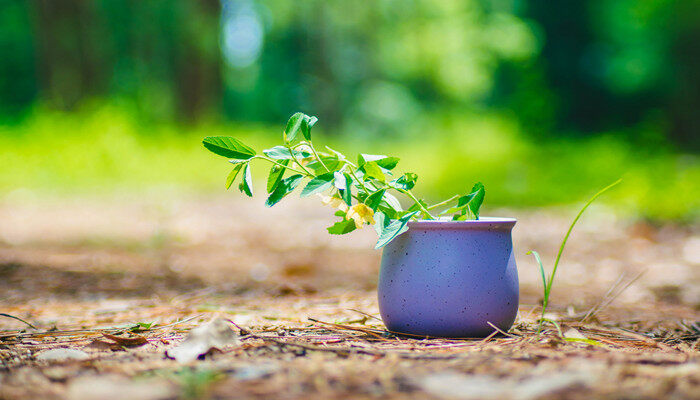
[203,112,485,249]
[165,367,222,400]
[528,179,622,333]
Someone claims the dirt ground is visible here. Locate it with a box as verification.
[1,192,698,399]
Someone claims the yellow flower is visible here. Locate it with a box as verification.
[347,203,375,229]
[318,194,349,212]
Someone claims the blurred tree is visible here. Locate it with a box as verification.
[0,0,38,120]
[667,0,700,149]
[26,0,222,122]
[523,0,700,149]
[33,0,108,109]
[171,0,222,122]
[0,0,697,149]
[222,0,539,135]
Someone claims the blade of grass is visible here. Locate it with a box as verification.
[545,179,622,296]
[531,179,621,334]
[0,313,37,329]
[526,250,550,333]
[564,338,605,346]
[541,317,563,338]
[527,250,548,298]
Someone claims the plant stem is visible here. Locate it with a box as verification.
[325,144,434,219]
[334,158,373,202]
[253,156,311,177]
[426,195,459,211]
[396,188,436,219]
[347,168,370,195]
[304,141,330,173]
[285,145,315,176]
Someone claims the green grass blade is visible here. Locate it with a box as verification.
[526,250,547,298]
[545,179,622,295]
[564,338,605,346]
[541,317,563,337]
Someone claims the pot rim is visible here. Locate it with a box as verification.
[407,216,516,230]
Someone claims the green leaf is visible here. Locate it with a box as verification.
[390,173,418,190]
[376,192,403,219]
[357,154,400,170]
[283,112,316,142]
[306,158,341,174]
[265,174,304,207]
[307,116,318,128]
[302,115,317,141]
[348,172,364,188]
[333,171,348,190]
[284,112,307,143]
[450,182,485,220]
[351,169,365,183]
[374,211,419,249]
[333,172,353,206]
[266,159,289,193]
[382,192,403,211]
[301,172,335,197]
[203,136,256,160]
[225,163,245,190]
[365,188,386,211]
[263,146,311,160]
[327,218,357,235]
[377,205,400,220]
[358,154,381,167]
[374,212,386,236]
[465,182,485,218]
[324,146,346,161]
[129,322,156,332]
[340,189,352,207]
[238,164,253,197]
[263,146,294,159]
[361,162,386,182]
[376,157,400,171]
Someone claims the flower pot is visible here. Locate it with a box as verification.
[378,217,518,338]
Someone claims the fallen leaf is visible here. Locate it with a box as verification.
[165,318,239,363]
[102,333,148,347]
[36,348,89,362]
[83,339,122,351]
[563,328,587,340]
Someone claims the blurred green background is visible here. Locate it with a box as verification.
[0,0,698,220]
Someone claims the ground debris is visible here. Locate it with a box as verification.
[35,348,88,362]
[102,333,148,347]
[165,318,239,363]
[415,370,595,400]
[0,202,698,399]
[66,374,175,400]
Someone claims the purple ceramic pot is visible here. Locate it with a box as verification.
[378,218,518,338]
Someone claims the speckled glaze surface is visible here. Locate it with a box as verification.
[378,218,518,338]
